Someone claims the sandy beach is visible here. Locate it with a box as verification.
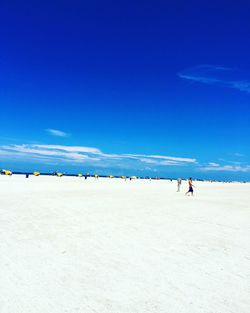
[0,175,249,313]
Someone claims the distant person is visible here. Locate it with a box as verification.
[185,178,194,196]
[177,178,182,192]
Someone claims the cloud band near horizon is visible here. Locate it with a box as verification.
[0,144,249,174]
[0,144,197,170]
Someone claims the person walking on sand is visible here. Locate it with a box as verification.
[177,178,182,192]
[185,177,194,196]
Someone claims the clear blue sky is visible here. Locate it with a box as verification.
[1,0,250,180]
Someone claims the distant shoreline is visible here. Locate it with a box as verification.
[1,171,249,183]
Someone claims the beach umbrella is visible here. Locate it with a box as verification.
[3,170,12,175]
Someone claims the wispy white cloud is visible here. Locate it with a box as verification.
[178,65,250,93]
[232,152,244,157]
[136,158,189,166]
[200,164,250,173]
[149,155,196,163]
[124,153,197,164]
[228,161,243,165]
[208,162,220,167]
[33,144,101,154]
[0,144,197,169]
[1,145,100,163]
[137,158,158,164]
[2,143,250,175]
[2,144,249,174]
[46,129,70,137]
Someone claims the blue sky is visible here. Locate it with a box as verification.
[0,0,250,180]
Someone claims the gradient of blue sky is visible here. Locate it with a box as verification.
[0,0,250,180]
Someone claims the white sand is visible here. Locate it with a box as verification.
[0,175,249,313]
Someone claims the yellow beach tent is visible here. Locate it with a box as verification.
[3,170,12,175]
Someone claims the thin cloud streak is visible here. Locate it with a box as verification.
[34,144,101,154]
[124,153,196,164]
[149,155,196,163]
[178,65,250,93]
[200,164,250,172]
[208,162,220,167]
[232,153,244,157]
[46,129,70,137]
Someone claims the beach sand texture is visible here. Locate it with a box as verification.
[0,175,249,313]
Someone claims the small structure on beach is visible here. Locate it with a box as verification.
[1,169,12,175]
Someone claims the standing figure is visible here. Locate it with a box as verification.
[177,178,182,192]
[185,177,194,196]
